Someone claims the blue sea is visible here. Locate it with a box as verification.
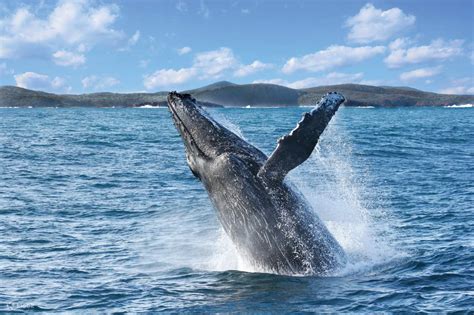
[0,105,473,312]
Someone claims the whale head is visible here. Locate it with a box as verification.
[167,92,266,178]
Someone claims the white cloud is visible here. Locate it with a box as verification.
[399,66,442,81]
[81,75,120,90]
[254,72,365,89]
[77,43,89,53]
[234,60,273,77]
[128,30,140,46]
[288,72,364,89]
[52,50,86,67]
[385,39,464,68]
[388,37,411,51]
[198,0,210,18]
[51,77,68,90]
[439,86,474,95]
[119,30,140,51]
[346,3,415,43]
[143,47,273,89]
[177,46,192,55]
[0,0,123,59]
[143,68,197,90]
[14,71,71,92]
[176,1,188,12]
[282,45,385,73]
[439,77,474,95]
[241,9,250,14]
[193,47,238,78]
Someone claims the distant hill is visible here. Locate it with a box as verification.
[0,86,168,108]
[1,83,473,108]
[186,83,302,106]
[299,84,474,107]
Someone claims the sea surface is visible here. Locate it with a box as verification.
[0,105,473,312]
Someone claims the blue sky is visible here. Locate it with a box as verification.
[0,0,473,94]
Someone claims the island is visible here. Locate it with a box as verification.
[1,81,473,108]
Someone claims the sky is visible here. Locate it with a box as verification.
[0,0,473,94]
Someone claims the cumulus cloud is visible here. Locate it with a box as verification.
[385,38,464,68]
[399,66,442,81]
[143,47,273,89]
[193,47,238,78]
[234,60,273,77]
[346,3,415,43]
[439,77,474,95]
[282,45,385,73]
[14,71,71,92]
[177,46,192,55]
[0,0,124,59]
[52,50,86,67]
[439,86,474,95]
[81,75,120,90]
[143,68,197,90]
[254,72,365,89]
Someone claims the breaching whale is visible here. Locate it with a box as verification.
[167,91,346,275]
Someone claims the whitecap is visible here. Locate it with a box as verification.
[444,104,473,108]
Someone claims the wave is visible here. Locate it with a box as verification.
[443,104,473,108]
[355,106,375,108]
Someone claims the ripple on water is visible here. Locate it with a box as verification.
[0,107,472,312]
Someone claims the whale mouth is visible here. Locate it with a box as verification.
[167,92,209,159]
[167,93,192,134]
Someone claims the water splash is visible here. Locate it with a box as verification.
[206,229,258,273]
[201,112,399,276]
[206,109,247,140]
[443,104,473,108]
[290,114,399,275]
[139,108,398,276]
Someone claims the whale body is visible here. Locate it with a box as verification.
[167,92,346,275]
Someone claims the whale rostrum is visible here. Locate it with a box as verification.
[167,91,346,275]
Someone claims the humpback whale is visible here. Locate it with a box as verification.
[167,91,346,275]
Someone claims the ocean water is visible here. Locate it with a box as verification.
[0,105,472,312]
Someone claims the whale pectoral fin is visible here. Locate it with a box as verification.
[258,92,345,182]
